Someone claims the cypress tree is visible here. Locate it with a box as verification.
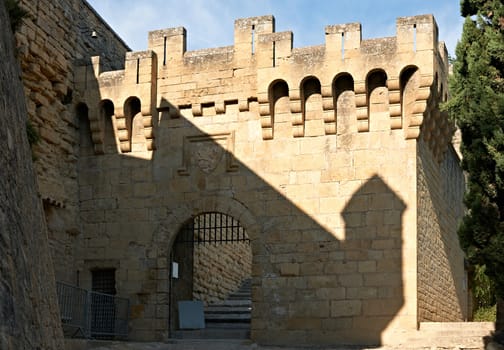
[446,0,504,328]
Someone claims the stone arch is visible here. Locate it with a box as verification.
[301,76,323,136]
[367,69,389,131]
[400,65,420,134]
[268,79,290,138]
[121,96,141,152]
[154,197,259,252]
[150,196,259,336]
[99,99,118,154]
[332,73,355,135]
[367,69,387,95]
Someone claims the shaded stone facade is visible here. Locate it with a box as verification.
[72,13,467,346]
[0,2,63,349]
[14,0,129,284]
[10,1,468,347]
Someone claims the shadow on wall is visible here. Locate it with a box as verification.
[74,84,407,347]
[340,175,405,344]
[417,139,468,321]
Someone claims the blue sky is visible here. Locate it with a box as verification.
[87,0,464,57]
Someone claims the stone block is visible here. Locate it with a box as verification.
[289,301,330,318]
[347,286,378,299]
[291,154,326,172]
[371,239,395,250]
[280,263,300,276]
[299,262,323,275]
[324,261,357,274]
[287,318,322,330]
[358,260,377,273]
[331,300,362,317]
[338,273,363,287]
[315,287,346,300]
[319,196,342,214]
[362,298,403,316]
[364,272,401,287]
[306,275,337,288]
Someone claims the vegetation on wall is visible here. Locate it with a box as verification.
[445,0,504,328]
[472,265,497,321]
[6,0,27,32]
[26,120,40,146]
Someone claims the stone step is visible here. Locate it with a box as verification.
[229,295,251,299]
[171,328,250,340]
[205,313,251,322]
[203,322,250,329]
[209,299,251,307]
[230,290,251,296]
[177,278,253,341]
[419,321,494,332]
[235,284,251,289]
[229,295,251,300]
[382,322,493,349]
[205,306,251,313]
[401,335,487,348]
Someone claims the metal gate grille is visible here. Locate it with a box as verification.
[56,281,129,339]
[176,212,249,245]
[91,269,117,338]
[92,269,116,295]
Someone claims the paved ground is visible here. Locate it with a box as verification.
[66,339,484,350]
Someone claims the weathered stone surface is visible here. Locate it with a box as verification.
[0,2,64,349]
[417,139,466,322]
[67,12,466,347]
[193,240,252,304]
[11,1,468,347]
[14,0,130,284]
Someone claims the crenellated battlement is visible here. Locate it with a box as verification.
[76,14,452,162]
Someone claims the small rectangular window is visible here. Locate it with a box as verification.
[92,268,116,295]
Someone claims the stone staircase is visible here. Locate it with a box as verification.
[172,278,252,340]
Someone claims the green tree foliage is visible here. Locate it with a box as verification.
[445,0,504,303]
[472,265,497,321]
[473,265,496,308]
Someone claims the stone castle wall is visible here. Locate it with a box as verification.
[193,241,252,304]
[417,140,467,321]
[15,0,129,283]
[72,14,466,346]
[0,2,63,348]
[6,0,469,345]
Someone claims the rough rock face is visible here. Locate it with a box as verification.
[0,2,64,349]
[14,0,130,284]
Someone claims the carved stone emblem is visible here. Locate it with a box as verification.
[193,141,224,174]
[178,132,238,176]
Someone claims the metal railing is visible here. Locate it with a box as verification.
[56,281,129,339]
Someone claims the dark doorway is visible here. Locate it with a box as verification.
[170,212,252,339]
[91,269,116,338]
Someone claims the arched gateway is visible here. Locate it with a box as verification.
[169,212,252,337]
